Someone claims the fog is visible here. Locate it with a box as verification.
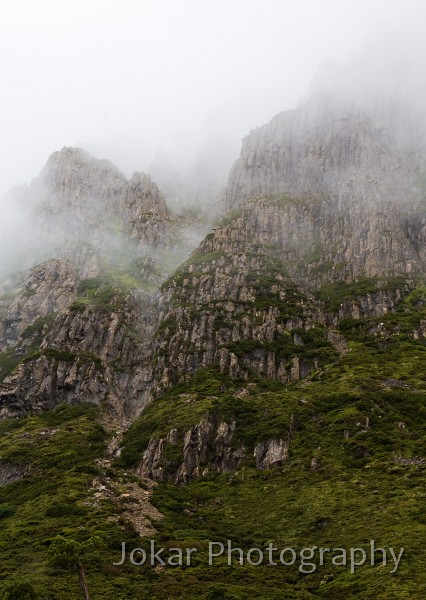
[1,0,426,283]
[2,0,426,201]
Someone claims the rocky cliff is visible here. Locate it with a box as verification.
[128,93,426,481]
[0,148,206,421]
[224,93,426,281]
[1,94,426,480]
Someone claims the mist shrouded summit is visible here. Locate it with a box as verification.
[1,38,426,417]
[2,0,426,201]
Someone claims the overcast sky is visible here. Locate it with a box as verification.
[1,0,425,198]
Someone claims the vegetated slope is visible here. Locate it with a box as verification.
[1,247,425,598]
[113,208,426,599]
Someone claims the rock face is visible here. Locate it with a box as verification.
[0,262,157,419]
[254,438,289,469]
[224,94,426,281]
[0,259,79,349]
[0,148,178,420]
[0,460,26,485]
[34,147,170,255]
[225,93,425,210]
[136,417,245,483]
[148,188,417,396]
[136,415,295,483]
[151,234,339,396]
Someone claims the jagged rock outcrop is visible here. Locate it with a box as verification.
[0,259,79,350]
[2,147,173,282]
[224,94,426,281]
[136,415,293,484]
[0,460,26,485]
[34,147,170,251]
[136,417,297,482]
[0,355,107,418]
[254,438,289,469]
[0,148,178,420]
[148,194,418,396]
[136,417,245,483]
[151,237,338,396]
[0,260,157,419]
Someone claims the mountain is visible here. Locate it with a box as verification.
[0,147,211,422]
[0,93,426,599]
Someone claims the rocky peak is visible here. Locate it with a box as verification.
[33,146,169,247]
[224,93,425,212]
[38,146,168,222]
[222,93,426,282]
[0,147,176,285]
[0,145,210,421]
[33,147,125,219]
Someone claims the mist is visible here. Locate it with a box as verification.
[1,0,426,277]
[1,0,425,198]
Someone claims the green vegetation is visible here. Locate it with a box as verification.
[216,208,246,228]
[0,348,22,382]
[1,581,37,599]
[0,404,148,599]
[314,276,411,312]
[113,281,426,598]
[404,285,426,308]
[117,323,426,597]
[39,348,103,369]
[71,260,161,314]
[48,535,103,599]
[72,275,130,313]
[21,315,55,342]
[225,325,336,363]
[162,249,226,292]
[0,346,103,384]
[0,315,56,383]
[1,291,426,597]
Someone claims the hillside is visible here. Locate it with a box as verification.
[0,93,426,599]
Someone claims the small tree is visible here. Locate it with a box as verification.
[206,585,240,600]
[48,535,101,600]
[1,581,37,600]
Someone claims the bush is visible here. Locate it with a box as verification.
[1,581,37,600]
[206,584,240,600]
[0,503,15,519]
[45,502,85,518]
[206,585,227,600]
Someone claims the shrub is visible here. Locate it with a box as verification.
[1,581,37,600]
[0,503,15,519]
